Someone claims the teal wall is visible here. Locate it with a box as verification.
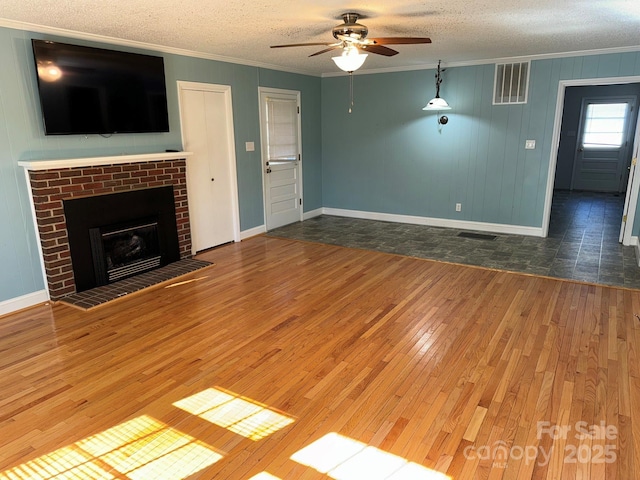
[0,26,321,303]
[3,21,640,306]
[322,53,640,229]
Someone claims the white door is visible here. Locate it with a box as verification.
[259,88,302,230]
[178,82,240,253]
[571,98,635,192]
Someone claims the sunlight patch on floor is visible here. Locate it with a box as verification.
[290,432,450,480]
[0,446,115,480]
[247,472,282,479]
[164,276,209,288]
[0,416,221,480]
[173,387,295,441]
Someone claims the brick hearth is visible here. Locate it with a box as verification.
[23,155,191,300]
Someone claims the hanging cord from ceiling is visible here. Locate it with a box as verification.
[348,72,354,114]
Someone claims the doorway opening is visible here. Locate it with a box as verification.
[544,79,640,282]
[545,80,640,242]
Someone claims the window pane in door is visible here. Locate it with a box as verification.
[266,98,297,162]
[583,103,627,148]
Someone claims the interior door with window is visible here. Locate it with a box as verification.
[259,88,302,230]
[572,98,635,192]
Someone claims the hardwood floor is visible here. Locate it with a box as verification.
[1,235,639,479]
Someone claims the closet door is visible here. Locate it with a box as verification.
[179,82,239,252]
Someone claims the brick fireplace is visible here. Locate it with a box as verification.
[19,152,192,300]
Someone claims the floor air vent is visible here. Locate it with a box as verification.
[457,232,497,241]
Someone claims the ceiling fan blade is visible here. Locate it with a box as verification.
[368,37,432,45]
[309,45,344,57]
[362,44,399,57]
[271,43,336,49]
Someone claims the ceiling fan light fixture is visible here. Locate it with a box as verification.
[332,46,368,72]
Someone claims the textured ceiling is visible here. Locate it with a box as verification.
[1,0,640,75]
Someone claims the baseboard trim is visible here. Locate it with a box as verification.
[303,208,323,220]
[0,290,49,317]
[632,236,640,266]
[240,225,266,240]
[321,207,544,237]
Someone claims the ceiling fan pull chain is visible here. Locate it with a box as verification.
[349,72,354,114]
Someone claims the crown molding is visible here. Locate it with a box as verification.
[2,17,639,79]
[0,18,321,77]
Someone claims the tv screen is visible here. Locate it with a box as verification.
[31,39,170,135]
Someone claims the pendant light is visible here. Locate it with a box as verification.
[423,60,451,111]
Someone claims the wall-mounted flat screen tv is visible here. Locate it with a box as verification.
[32,39,170,135]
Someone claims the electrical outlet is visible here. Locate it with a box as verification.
[456,203,462,212]
[525,139,536,149]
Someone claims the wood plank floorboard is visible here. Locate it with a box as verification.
[0,235,639,479]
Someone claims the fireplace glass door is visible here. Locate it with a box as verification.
[90,219,161,285]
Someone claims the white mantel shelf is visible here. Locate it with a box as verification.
[18,151,193,171]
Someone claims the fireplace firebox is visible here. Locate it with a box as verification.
[90,219,162,285]
[64,186,180,292]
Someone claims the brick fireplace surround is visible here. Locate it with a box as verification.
[19,152,192,301]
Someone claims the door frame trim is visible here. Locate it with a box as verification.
[258,86,303,230]
[177,81,241,253]
[543,76,640,245]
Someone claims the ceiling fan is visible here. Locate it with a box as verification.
[271,12,432,72]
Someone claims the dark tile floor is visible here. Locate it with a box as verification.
[267,191,640,289]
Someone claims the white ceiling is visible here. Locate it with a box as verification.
[1,0,640,75]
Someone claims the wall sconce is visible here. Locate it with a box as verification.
[423,60,451,125]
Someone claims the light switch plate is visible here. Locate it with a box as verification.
[525,139,536,150]
[245,141,255,152]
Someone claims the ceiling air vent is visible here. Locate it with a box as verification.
[493,61,530,105]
